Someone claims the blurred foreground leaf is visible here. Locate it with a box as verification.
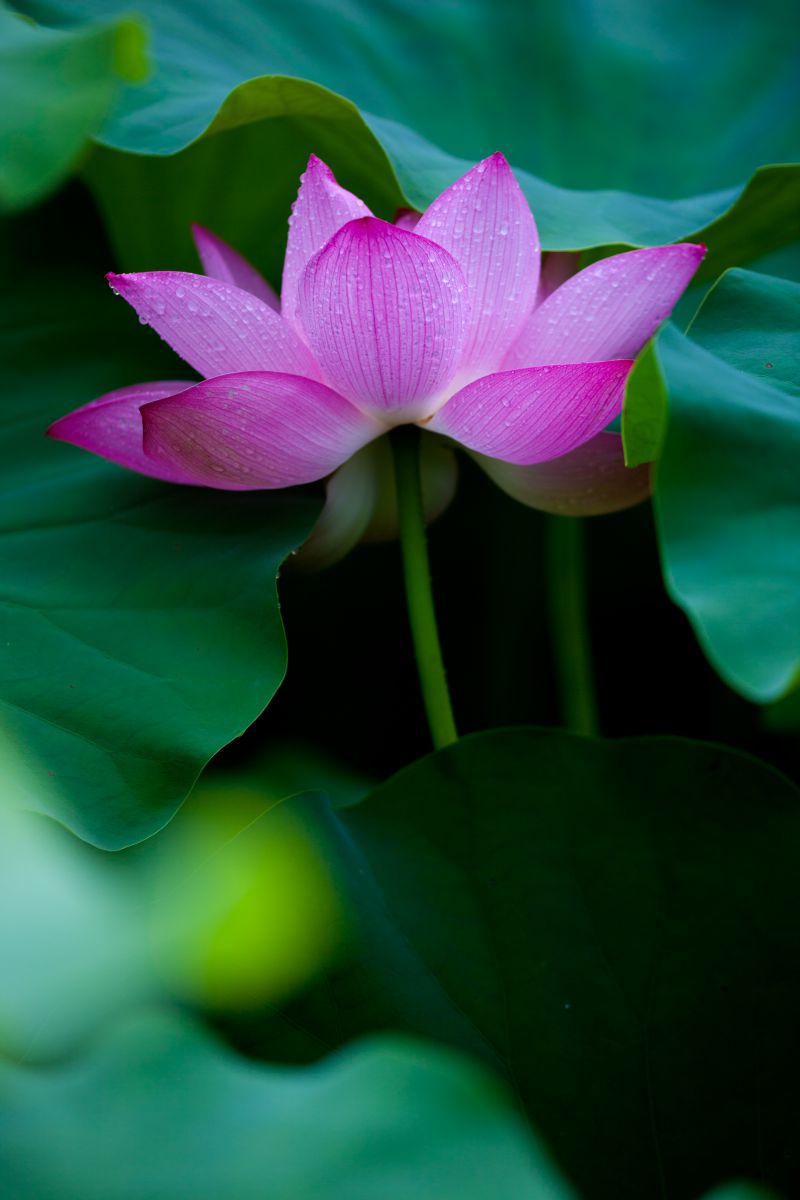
[0,1011,573,1200]
[0,5,146,210]
[0,733,342,1053]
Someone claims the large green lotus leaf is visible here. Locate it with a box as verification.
[0,1011,573,1200]
[0,4,147,210]
[19,0,800,192]
[83,79,406,283]
[0,258,319,849]
[651,270,800,702]
[17,2,800,268]
[256,729,800,1200]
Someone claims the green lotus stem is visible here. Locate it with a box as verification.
[391,426,458,750]
[546,515,598,737]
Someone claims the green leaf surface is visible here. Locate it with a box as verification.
[0,254,319,849]
[0,1011,573,1200]
[0,4,147,210]
[84,78,406,283]
[18,1,800,269]
[20,0,800,191]
[622,339,669,468]
[654,270,800,702]
[259,728,800,1200]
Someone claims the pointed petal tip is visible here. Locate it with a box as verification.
[671,241,707,259]
[485,151,511,169]
[335,215,411,244]
[304,153,334,179]
[45,412,98,447]
[189,222,209,252]
[106,270,131,294]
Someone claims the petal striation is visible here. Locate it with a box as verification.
[297,217,468,422]
[141,371,384,489]
[47,381,200,483]
[430,361,632,464]
[108,271,319,381]
[505,244,706,368]
[281,155,371,334]
[416,153,540,375]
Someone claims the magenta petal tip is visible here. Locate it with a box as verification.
[485,151,511,168]
[304,153,334,178]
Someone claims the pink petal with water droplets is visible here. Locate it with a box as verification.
[505,244,706,368]
[429,361,632,464]
[415,153,540,375]
[281,155,372,334]
[47,381,201,483]
[141,371,384,490]
[107,271,319,381]
[476,430,651,515]
[191,223,279,309]
[297,217,468,422]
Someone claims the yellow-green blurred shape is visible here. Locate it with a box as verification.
[150,786,345,1011]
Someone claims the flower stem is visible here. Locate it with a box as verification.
[391,426,458,750]
[545,515,598,737]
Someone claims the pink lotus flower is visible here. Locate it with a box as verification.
[48,154,704,552]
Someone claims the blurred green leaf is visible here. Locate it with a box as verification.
[0,742,345,1057]
[654,270,800,701]
[0,5,147,210]
[265,729,800,1200]
[0,737,150,1057]
[17,1,800,269]
[0,1011,574,1200]
[698,1186,784,1200]
[0,246,319,849]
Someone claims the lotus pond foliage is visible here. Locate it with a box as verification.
[1,1,799,1198]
